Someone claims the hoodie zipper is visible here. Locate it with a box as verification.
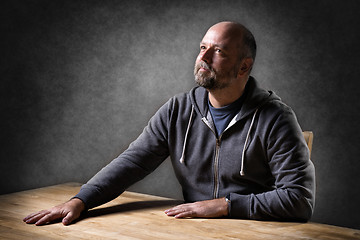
[201,117,222,199]
[213,138,221,199]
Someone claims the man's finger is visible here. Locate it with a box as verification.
[24,210,49,224]
[62,211,77,225]
[164,208,183,216]
[174,210,196,218]
[23,211,41,222]
[165,206,196,218]
[35,211,61,226]
[164,203,190,214]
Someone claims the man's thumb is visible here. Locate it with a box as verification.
[62,211,75,225]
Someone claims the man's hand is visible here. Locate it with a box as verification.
[164,198,228,218]
[23,198,85,226]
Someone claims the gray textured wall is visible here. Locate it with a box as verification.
[1,0,359,230]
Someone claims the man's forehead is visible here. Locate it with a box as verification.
[200,28,239,49]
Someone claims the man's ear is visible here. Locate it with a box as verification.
[238,58,254,76]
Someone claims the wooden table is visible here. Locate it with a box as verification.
[0,183,359,240]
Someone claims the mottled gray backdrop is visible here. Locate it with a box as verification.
[1,0,359,230]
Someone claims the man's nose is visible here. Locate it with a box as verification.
[200,49,213,64]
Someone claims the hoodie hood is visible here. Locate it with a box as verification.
[189,76,281,120]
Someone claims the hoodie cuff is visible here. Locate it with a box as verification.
[73,186,99,210]
[228,193,250,219]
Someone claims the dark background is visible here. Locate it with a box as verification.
[1,0,359,230]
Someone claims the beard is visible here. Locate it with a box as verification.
[194,61,239,90]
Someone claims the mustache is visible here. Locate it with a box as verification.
[195,61,213,72]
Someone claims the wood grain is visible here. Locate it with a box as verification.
[0,183,359,240]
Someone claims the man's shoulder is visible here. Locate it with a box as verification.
[258,97,294,120]
[160,88,194,113]
[170,86,204,104]
[257,97,300,130]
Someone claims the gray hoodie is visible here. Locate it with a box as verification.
[75,77,316,221]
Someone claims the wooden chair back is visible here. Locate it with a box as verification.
[302,131,313,158]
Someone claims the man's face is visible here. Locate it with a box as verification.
[194,25,242,90]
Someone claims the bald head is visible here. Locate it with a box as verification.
[206,21,256,61]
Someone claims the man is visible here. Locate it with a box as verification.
[23,21,315,226]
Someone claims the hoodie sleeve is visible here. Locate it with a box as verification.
[229,104,316,221]
[74,98,172,209]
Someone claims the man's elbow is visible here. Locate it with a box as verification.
[295,203,313,222]
[288,192,315,222]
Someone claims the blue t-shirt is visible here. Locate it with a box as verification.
[208,93,246,137]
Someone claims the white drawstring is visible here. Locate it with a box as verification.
[240,108,259,176]
[179,105,195,164]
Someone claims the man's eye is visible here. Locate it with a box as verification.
[200,46,206,50]
[216,49,221,53]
